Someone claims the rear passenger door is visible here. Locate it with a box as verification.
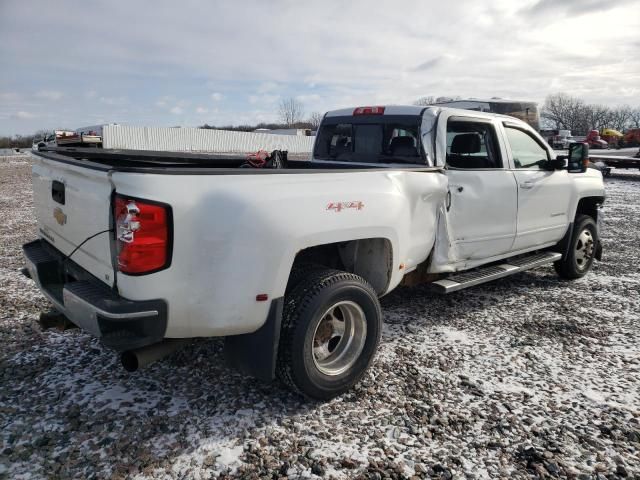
[445,117,518,261]
[502,123,573,251]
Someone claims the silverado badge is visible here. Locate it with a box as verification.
[53,207,67,226]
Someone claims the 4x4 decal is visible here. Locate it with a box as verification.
[326,201,364,212]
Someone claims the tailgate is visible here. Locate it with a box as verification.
[32,156,115,287]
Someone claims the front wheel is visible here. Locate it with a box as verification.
[554,215,598,279]
[277,268,382,400]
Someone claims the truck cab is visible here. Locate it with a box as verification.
[313,106,602,272]
[586,129,608,149]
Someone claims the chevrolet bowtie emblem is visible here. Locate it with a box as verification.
[53,207,67,226]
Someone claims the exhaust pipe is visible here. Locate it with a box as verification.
[121,339,190,372]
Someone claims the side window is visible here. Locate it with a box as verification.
[446,121,502,169]
[505,127,549,169]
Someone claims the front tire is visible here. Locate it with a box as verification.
[277,268,382,400]
[554,215,598,279]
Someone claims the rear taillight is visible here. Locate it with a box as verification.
[114,194,171,274]
[353,106,385,115]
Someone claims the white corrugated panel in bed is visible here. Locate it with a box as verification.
[102,125,315,153]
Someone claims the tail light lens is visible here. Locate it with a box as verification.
[114,194,171,274]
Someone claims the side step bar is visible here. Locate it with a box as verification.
[429,252,562,294]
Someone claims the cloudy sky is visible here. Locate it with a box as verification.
[1,0,638,135]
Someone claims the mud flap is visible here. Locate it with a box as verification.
[595,240,603,261]
[223,297,283,381]
[557,222,574,261]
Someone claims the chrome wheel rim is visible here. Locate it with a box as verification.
[312,300,367,376]
[575,228,594,271]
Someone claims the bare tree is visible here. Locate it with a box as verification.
[308,111,323,130]
[542,93,570,129]
[542,93,589,134]
[608,105,633,131]
[413,96,436,106]
[629,108,640,128]
[542,93,640,135]
[583,104,610,132]
[278,98,304,127]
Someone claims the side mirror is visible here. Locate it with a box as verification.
[568,142,589,173]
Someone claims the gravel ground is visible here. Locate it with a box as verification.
[0,154,638,479]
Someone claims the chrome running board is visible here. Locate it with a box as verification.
[429,252,562,294]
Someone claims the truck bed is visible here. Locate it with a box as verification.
[36,147,438,173]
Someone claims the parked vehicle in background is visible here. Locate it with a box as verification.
[55,130,82,146]
[600,128,623,148]
[76,125,104,146]
[31,131,56,151]
[32,129,101,151]
[545,129,573,149]
[54,126,104,147]
[433,98,540,131]
[23,105,604,400]
[621,128,640,148]
[585,130,608,149]
[589,154,640,173]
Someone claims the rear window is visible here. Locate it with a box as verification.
[313,116,425,164]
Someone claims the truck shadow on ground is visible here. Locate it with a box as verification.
[380,268,612,343]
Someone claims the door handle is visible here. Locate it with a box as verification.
[519,181,534,189]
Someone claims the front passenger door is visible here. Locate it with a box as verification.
[504,125,573,251]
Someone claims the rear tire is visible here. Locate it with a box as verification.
[277,268,382,400]
[285,263,325,295]
[554,215,598,279]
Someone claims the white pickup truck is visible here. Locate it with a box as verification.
[23,105,605,400]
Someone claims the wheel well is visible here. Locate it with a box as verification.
[291,238,393,295]
[575,196,604,222]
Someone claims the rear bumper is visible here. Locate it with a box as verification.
[23,239,167,351]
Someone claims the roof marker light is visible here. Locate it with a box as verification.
[353,106,385,115]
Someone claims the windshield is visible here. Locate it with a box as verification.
[313,115,425,164]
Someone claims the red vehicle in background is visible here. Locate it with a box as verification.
[585,130,608,149]
[621,128,640,148]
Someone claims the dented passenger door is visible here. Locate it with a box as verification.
[444,116,518,261]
